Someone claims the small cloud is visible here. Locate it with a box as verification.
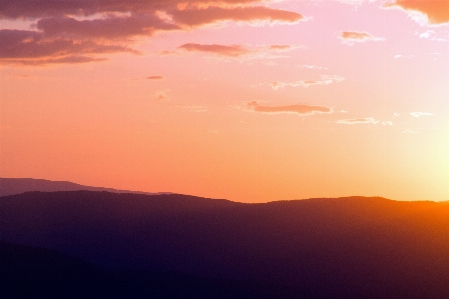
[147,76,164,80]
[247,101,332,116]
[394,113,400,117]
[382,121,394,126]
[178,43,253,57]
[299,65,328,70]
[267,75,345,90]
[394,54,415,59]
[410,112,433,118]
[268,44,303,52]
[154,89,171,101]
[339,31,385,45]
[404,129,419,134]
[419,30,436,38]
[336,117,379,125]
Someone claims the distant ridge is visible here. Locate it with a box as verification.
[0,178,171,197]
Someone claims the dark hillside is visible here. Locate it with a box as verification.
[2,191,449,298]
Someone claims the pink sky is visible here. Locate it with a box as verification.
[1,0,448,202]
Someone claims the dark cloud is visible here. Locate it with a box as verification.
[171,6,304,26]
[0,0,304,65]
[0,29,135,65]
[36,14,180,40]
[147,75,164,80]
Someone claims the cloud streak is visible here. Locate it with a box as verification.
[178,43,253,57]
[0,29,137,65]
[336,117,379,125]
[410,112,433,118]
[267,75,345,90]
[339,31,385,45]
[248,101,332,116]
[171,6,304,27]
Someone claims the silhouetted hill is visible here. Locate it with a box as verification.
[2,191,449,298]
[1,240,298,299]
[0,178,170,197]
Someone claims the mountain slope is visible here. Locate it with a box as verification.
[1,240,300,299]
[2,191,449,298]
[0,178,170,197]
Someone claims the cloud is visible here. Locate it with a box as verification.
[247,101,332,115]
[178,43,253,57]
[174,43,301,61]
[419,30,436,38]
[0,29,135,65]
[383,0,449,26]
[170,6,304,27]
[154,89,171,100]
[336,117,379,124]
[382,121,394,126]
[269,44,294,51]
[0,0,305,65]
[268,44,304,52]
[410,112,433,117]
[299,64,328,70]
[35,14,180,40]
[0,0,267,19]
[394,54,415,59]
[147,76,164,80]
[339,31,385,45]
[267,75,345,90]
[404,129,418,134]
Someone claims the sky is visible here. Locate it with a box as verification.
[1,0,448,202]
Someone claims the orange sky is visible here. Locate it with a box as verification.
[1,0,448,202]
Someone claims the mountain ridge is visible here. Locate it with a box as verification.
[0,177,172,197]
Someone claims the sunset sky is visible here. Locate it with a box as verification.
[1,0,448,202]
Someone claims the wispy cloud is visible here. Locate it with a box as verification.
[267,75,345,90]
[154,89,171,101]
[410,112,433,118]
[178,43,253,57]
[339,31,385,45]
[175,43,301,61]
[147,76,164,80]
[171,5,305,27]
[247,101,332,116]
[336,117,379,125]
[404,129,419,134]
